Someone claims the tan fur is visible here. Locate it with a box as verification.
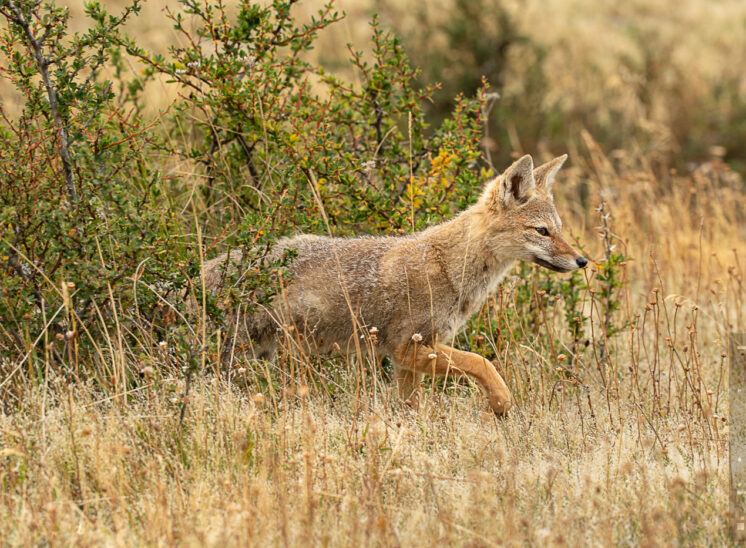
[203,154,586,415]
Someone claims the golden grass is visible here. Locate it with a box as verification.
[0,377,729,546]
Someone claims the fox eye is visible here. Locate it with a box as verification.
[535,227,550,236]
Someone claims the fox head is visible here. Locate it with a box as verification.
[476,154,587,273]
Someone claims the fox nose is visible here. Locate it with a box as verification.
[576,257,588,268]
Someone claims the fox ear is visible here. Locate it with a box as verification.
[490,154,535,209]
[533,154,567,192]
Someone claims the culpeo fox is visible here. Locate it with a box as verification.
[204,154,587,416]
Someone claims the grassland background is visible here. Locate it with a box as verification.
[1,0,745,545]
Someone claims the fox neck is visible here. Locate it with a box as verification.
[420,206,516,313]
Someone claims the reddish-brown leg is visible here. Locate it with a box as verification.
[393,342,512,416]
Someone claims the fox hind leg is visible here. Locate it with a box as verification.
[394,365,424,409]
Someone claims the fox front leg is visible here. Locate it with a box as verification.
[393,342,513,416]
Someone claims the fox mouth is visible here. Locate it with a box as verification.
[533,256,572,273]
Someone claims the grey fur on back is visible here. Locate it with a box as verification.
[203,210,511,362]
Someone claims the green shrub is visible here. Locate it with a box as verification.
[0,1,194,389]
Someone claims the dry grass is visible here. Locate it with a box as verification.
[1,146,742,545]
[1,0,745,546]
[0,377,729,546]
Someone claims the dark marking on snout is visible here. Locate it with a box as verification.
[533,256,573,273]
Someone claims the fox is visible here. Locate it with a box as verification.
[203,154,587,416]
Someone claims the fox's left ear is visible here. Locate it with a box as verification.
[533,154,568,192]
[482,154,535,211]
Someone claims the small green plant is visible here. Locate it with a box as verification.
[594,201,628,357]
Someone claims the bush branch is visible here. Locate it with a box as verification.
[0,0,77,205]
